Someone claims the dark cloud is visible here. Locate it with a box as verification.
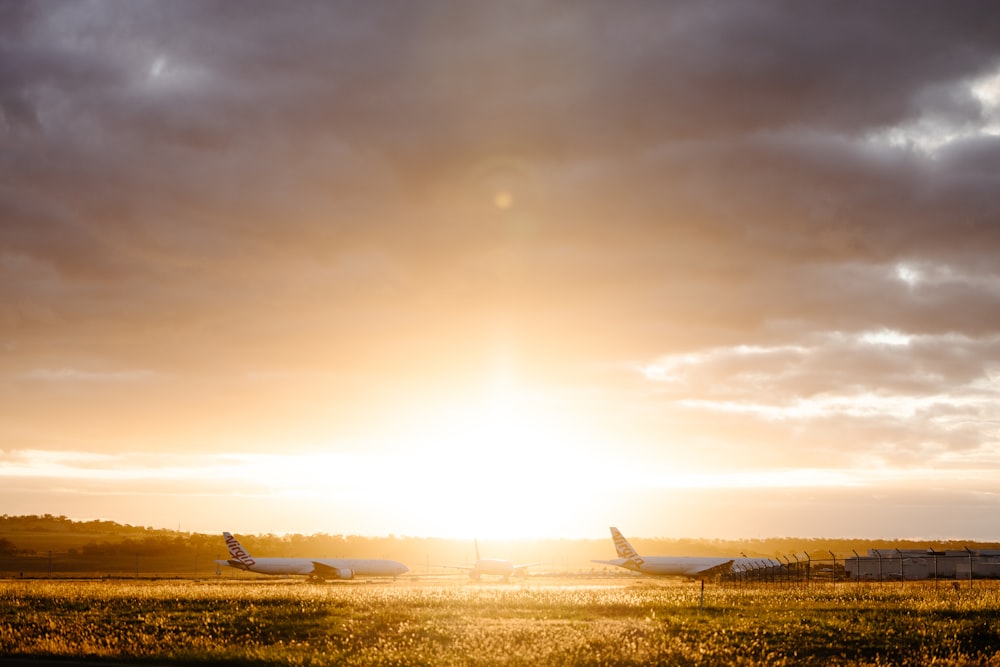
[3,0,1000,524]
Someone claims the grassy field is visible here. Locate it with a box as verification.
[3,577,1000,665]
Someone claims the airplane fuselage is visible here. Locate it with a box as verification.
[219,556,408,579]
[593,528,777,580]
[470,558,515,578]
[217,531,408,580]
[594,555,766,578]
[444,540,536,580]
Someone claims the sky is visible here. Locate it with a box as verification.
[3,1,1000,541]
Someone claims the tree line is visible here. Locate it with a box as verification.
[3,515,999,572]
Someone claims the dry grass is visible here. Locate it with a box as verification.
[2,576,1000,665]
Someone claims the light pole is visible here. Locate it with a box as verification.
[829,551,837,584]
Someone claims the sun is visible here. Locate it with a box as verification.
[361,386,606,539]
[493,191,513,210]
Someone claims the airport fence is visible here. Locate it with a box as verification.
[723,548,1000,587]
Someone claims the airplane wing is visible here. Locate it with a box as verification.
[512,562,539,571]
[687,560,735,579]
[440,562,477,571]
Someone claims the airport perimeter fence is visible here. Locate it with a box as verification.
[723,549,1000,587]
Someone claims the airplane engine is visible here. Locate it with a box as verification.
[310,562,356,580]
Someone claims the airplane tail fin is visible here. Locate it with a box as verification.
[610,527,645,568]
[223,531,256,568]
[474,538,481,562]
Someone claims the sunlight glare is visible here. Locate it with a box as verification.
[895,262,920,286]
[493,191,513,210]
[860,328,912,347]
[365,384,607,538]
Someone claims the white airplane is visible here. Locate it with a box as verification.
[444,539,537,581]
[215,532,408,580]
[592,527,774,579]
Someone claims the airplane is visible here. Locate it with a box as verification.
[215,532,408,580]
[443,539,537,581]
[592,527,775,580]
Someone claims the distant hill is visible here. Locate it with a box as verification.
[2,514,998,579]
[0,514,176,552]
